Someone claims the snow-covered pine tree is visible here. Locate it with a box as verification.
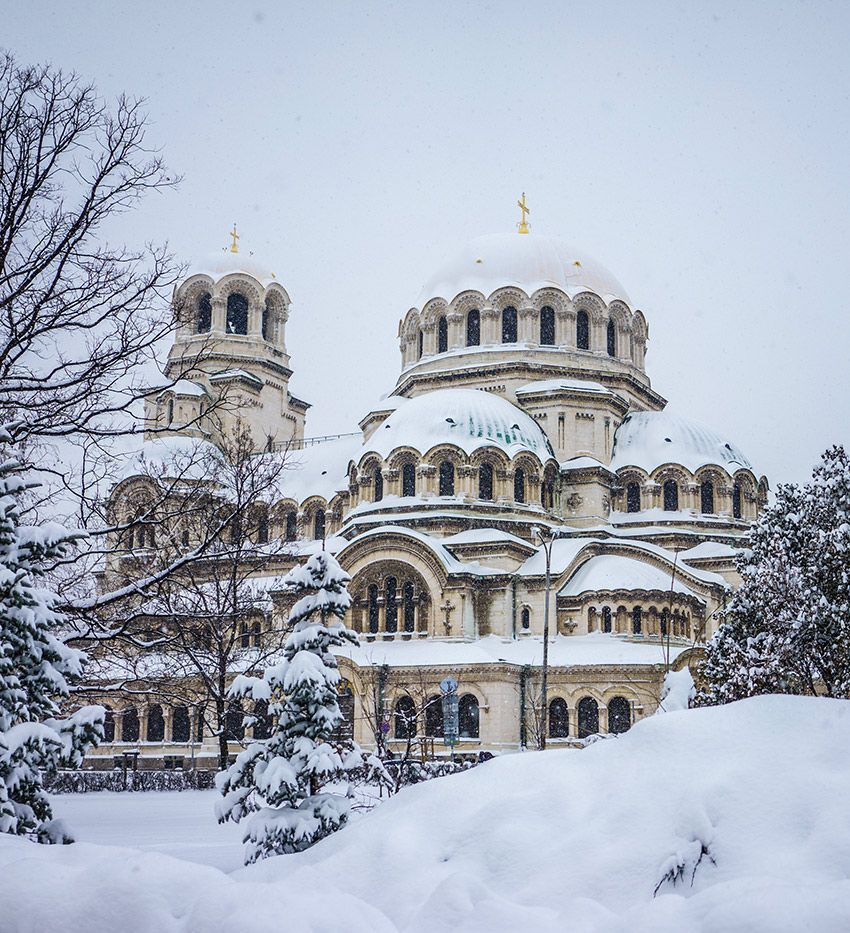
[216,549,365,863]
[696,445,850,705]
[0,425,104,843]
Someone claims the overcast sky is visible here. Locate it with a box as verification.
[6,1,850,486]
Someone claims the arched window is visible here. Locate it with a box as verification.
[196,708,205,743]
[374,468,384,502]
[608,697,631,734]
[458,694,480,738]
[733,482,742,519]
[661,608,669,637]
[225,702,244,741]
[402,462,416,497]
[602,606,612,633]
[425,696,443,737]
[252,620,262,647]
[226,292,248,335]
[172,706,190,743]
[549,698,569,738]
[102,707,115,743]
[521,606,530,630]
[196,292,212,333]
[541,472,555,510]
[167,399,174,425]
[626,482,641,513]
[417,329,424,360]
[439,460,455,496]
[663,479,679,512]
[577,697,599,738]
[368,584,379,633]
[466,309,480,347]
[478,462,494,501]
[394,696,416,739]
[700,480,715,514]
[121,708,139,743]
[252,699,271,740]
[285,511,297,542]
[632,606,642,635]
[240,621,250,649]
[147,704,165,741]
[501,306,518,343]
[576,310,590,350]
[514,468,526,503]
[403,581,415,632]
[385,576,398,633]
[607,319,616,357]
[540,306,555,345]
[313,508,326,541]
[257,515,269,544]
[437,315,448,353]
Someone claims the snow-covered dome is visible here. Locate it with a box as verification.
[362,388,555,461]
[610,411,753,475]
[415,232,630,308]
[187,248,278,285]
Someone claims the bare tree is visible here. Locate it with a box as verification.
[77,422,295,769]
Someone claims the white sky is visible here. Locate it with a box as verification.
[6,0,850,486]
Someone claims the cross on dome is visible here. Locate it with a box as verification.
[229,223,240,254]
[517,192,531,234]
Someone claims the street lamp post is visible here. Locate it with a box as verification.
[533,525,562,751]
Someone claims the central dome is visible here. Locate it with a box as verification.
[363,388,555,461]
[415,232,630,308]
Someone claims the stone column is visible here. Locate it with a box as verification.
[481,306,499,345]
[457,465,477,499]
[518,305,539,345]
[212,296,226,335]
[417,464,436,497]
[557,307,576,348]
[447,311,465,350]
[421,322,436,357]
[384,468,400,498]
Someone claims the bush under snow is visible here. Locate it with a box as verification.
[2,695,850,931]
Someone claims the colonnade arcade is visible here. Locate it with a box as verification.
[400,291,648,370]
[581,595,702,641]
[349,562,433,637]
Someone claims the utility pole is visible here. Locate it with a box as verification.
[533,525,565,750]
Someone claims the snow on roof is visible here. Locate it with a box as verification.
[209,369,263,385]
[560,456,611,472]
[186,248,278,285]
[157,379,208,398]
[558,554,701,600]
[273,434,363,504]
[361,388,555,461]
[518,536,726,587]
[610,410,754,475]
[680,541,741,560]
[336,632,682,670]
[415,232,630,307]
[516,378,617,398]
[441,528,533,548]
[118,435,221,481]
[338,526,504,577]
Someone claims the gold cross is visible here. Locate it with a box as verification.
[229,223,240,254]
[517,192,531,234]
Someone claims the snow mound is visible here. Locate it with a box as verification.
[2,696,850,931]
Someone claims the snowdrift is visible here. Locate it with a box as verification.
[3,695,850,932]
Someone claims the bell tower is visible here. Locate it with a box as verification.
[146,229,310,450]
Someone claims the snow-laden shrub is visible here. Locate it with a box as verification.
[0,425,103,843]
[44,769,216,794]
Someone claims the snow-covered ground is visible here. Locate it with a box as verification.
[3,695,850,932]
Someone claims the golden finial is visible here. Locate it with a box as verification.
[229,223,240,254]
[517,192,531,234]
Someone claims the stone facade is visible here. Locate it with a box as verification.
[86,229,768,767]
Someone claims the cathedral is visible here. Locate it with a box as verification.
[90,203,768,765]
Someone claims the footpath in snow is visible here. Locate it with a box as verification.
[2,694,850,932]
